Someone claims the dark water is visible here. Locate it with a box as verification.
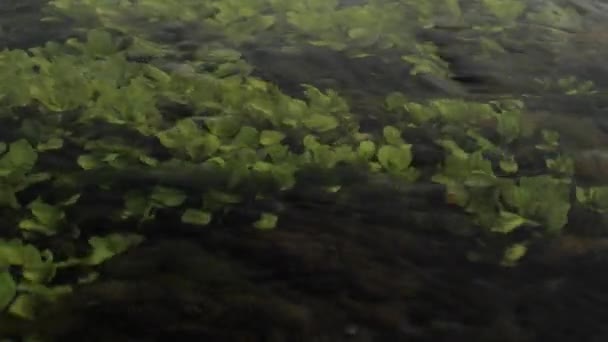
[1,0,608,341]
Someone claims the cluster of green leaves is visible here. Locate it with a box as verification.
[576,186,608,213]
[387,92,575,264]
[0,28,435,322]
[46,0,587,75]
[0,138,143,319]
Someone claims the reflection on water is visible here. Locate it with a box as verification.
[1,0,608,341]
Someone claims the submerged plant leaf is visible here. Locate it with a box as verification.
[232,126,260,147]
[8,294,37,320]
[491,211,531,233]
[254,212,278,230]
[0,139,37,176]
[576,186,608,212]
[464,170,497,188]
[501,243,527,267]
[383,125,404,145]
[77,154,100,170]
[502,176,570,233]
[181,209,212,226]
[482,0,525,21]
[36,137,64,151]
[150,186,187,207]
[377,145,413,172]
[499,157,518,173]
[86,233,144,266]
[259,130,286,146]
[357,140,376,160]
[302,114,339,132]
[19,199,65,236]
[0,270,16,311]
[204,115,241,137]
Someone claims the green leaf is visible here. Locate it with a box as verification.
[499,157,518,173]
[232,126,259,147]
[385,92,408,111]
[575,186,608,212]
[383,125,404,145]
[253,212,278,230]
[377,145,413,172]
[150,186,187,207]
[19,219,54,235]
[0,270,16,311]
[496,110,522,142]
[189,134,221,160]
[501,243,527,267]
[491,211,530,233]
[463,170,496,188]
[482,0,525,21]
[502,176,571,233]
[357,141,376,160]
[19,199,65,236]
[0,239,26,266]
[8,294,37,320]
[0,139,37,175]
[302,114,339,132]
[123,190,153,220]
[265,144,289,162]
[86,233,144,266]
[203,190,242,211]
[36,137,64,151]
[85,29,117,56]
[302,135,320,149]
[181,209,212,226]
[405,102,437,124]
[546,155,574,175]
[204,116,241,137]
[259,130,286,146]
[29,199,64,227]
[77,154,100,170]
[527,2,582,32]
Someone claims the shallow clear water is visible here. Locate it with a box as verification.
[1,0,608,341]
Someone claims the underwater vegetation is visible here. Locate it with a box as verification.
[0,0,608,340]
